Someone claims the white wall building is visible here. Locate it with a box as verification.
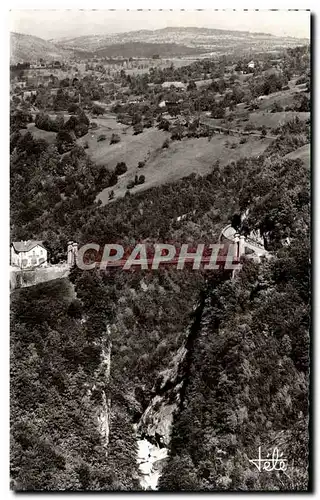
[11,241,48,269]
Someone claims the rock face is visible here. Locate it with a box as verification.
[135,379,181,489]
[135,346,187,489]
[95,325,112,455]
[135,300,205,490]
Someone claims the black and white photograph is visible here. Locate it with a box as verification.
[9,8,311,492]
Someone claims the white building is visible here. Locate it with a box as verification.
[11,241,47,269]
[247,60,255,69]
[161,81,186,90]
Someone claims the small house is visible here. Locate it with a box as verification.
[161,81,186,91]
[11,240,48,269]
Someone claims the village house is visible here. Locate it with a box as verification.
[16,81,27,88]
[22,90,37,100]
[247,60,255,69]
[11,240,48,269]
[161,81,186,90]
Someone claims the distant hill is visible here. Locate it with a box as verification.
[10,32,71,64]
[92,42,205,58]
[11,26,309,64]
[54,26,309,56]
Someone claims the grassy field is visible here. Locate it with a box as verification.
[284,143,310,167]
[25,123,57,144]
[96,131,272,204]
[256,86,308,111]
[79,121,169,168]
[235,111,310,130]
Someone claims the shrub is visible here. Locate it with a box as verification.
[68,103,79,114]
[138,161,145,169]
[56,130,76,154]
[261,127,267,138]
[137,175,145,185]
[115,162,127,176]
[211,105,226,119]
[64,112,89,138]
[171,125,183,141]
[162,139,170,149]
[97,135,106,142]
[296,75,308,85]
[109,172,118,187]
[158,118,170,131]
[127,180,135,189]
[248,103,259,111]
[270,102,284,113]
[132,113,142,126]
[110,133,120,144]
[144,116,154,128]
[298,95,310,112]
[133,123,143,135]
[35,113,65,132]
[10,110,33,132]
[92,104,104,116]
[35,112,51,131]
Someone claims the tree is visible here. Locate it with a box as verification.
[97,134,106,142]
[144,115,154,128]
[187,80,197,91]
[132,112,142,126]
[56,130,76,154]
[115,162,127,176]
[137,175,145,185]
[298,95,310,112]
[110,133,120,145]
[158,118,170,131]
[133,123,143,135]
[109,171,118,187]
[35,112,51,131]
[64,112,89,138]
[92,104,104,116]
[127,180,135,189]
[211,103,225,119]
[68,103,80,114]
[261,126,267,138]
[171,125,184,141]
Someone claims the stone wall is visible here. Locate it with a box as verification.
[10,264,70,291]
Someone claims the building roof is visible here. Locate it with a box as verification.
[161,81,186,89]
[12,240,46,253]
[221,225,237,240]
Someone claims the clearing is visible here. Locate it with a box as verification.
[284,143,310,167]
[96,132,272,204]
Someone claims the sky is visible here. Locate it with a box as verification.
[9,10,310,40]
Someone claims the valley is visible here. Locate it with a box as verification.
[10,16,311,493]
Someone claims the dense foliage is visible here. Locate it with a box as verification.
[10,43,310,491]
